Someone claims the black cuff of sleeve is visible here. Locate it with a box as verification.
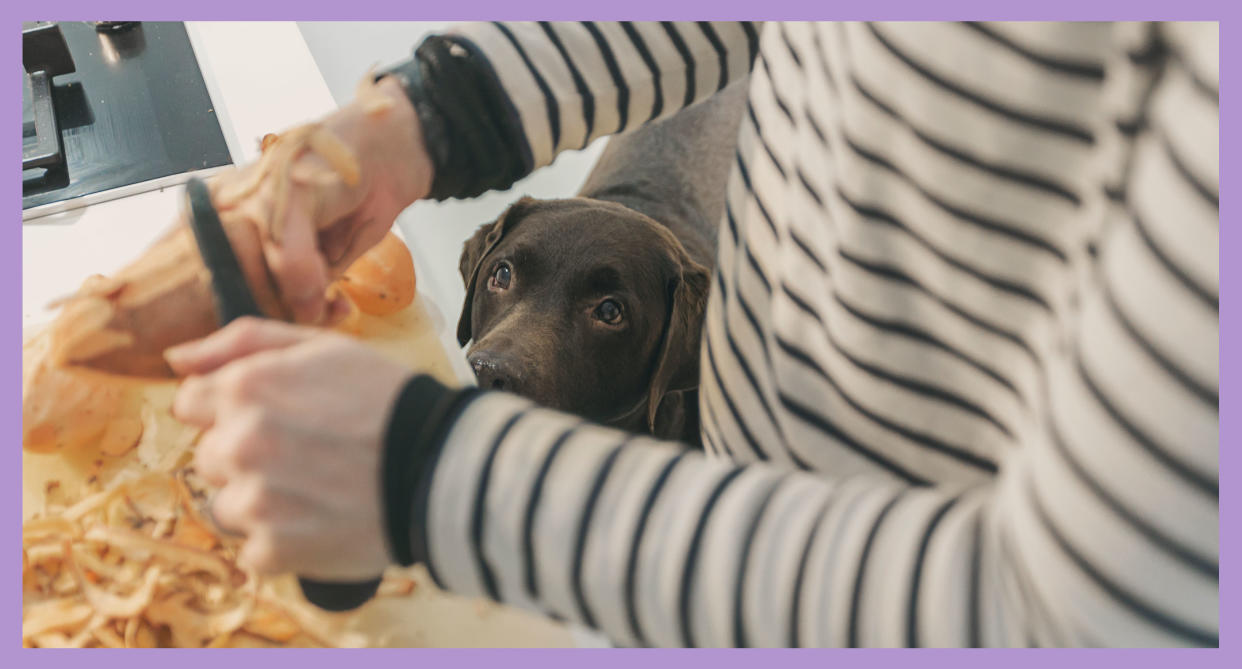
[381,374,482,567]
[377,34,532,201]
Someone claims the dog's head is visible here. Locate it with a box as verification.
[457,197,709,434]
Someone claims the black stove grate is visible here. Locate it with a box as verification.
[22,21,233,212]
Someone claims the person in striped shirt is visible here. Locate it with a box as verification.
[168,22,1218,647]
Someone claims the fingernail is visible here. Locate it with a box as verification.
[165,341,208,376]
[165,338,201,361]
[164,345,190,367]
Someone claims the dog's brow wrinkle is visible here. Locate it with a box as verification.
[505,244,541,271]
[588,265,623,284]
[576,266,627,296]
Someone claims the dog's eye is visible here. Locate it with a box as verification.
[489,262,512,291]
[593,299,623,325]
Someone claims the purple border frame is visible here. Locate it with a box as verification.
[7,2,1233,666]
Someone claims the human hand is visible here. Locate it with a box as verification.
[167,318,413,580]
[208,76,433,324]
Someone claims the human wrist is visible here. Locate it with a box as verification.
[379,374,482,567]
[321,74,434,209]
[378,35,532,201]
[370,75,434,205]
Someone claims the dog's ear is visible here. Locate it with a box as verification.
[457,197,537,346]
[645,244,711,433]
[458,224,493,288]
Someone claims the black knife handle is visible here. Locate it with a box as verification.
[185,177,383,613]
[296,577,384,612]
[184,178,264,323]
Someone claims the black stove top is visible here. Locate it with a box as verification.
[22,22,233,213]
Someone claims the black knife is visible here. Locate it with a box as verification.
[183,176,382,612]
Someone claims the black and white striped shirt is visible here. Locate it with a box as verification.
[403,21,1219,647]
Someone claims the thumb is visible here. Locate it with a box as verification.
[165,317,319,376]
[264,195,330,325]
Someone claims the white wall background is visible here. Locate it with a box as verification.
[297,21,608,324]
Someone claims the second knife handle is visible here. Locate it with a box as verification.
[297,576,383,612]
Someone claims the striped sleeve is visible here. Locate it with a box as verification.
[447,22,761,171]
[411,22,1217,647]
[997,20,1218,646]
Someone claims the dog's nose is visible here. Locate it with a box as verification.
[468,350,522,392]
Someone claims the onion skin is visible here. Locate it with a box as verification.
[24,230,416,452]
[22,331,127,453]
[43,221,287,381]
[37,122,417,381]
[337,233,416,317]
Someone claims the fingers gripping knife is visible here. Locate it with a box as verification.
[183,177,382,612]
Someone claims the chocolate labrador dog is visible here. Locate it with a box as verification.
[457,80,747,444]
